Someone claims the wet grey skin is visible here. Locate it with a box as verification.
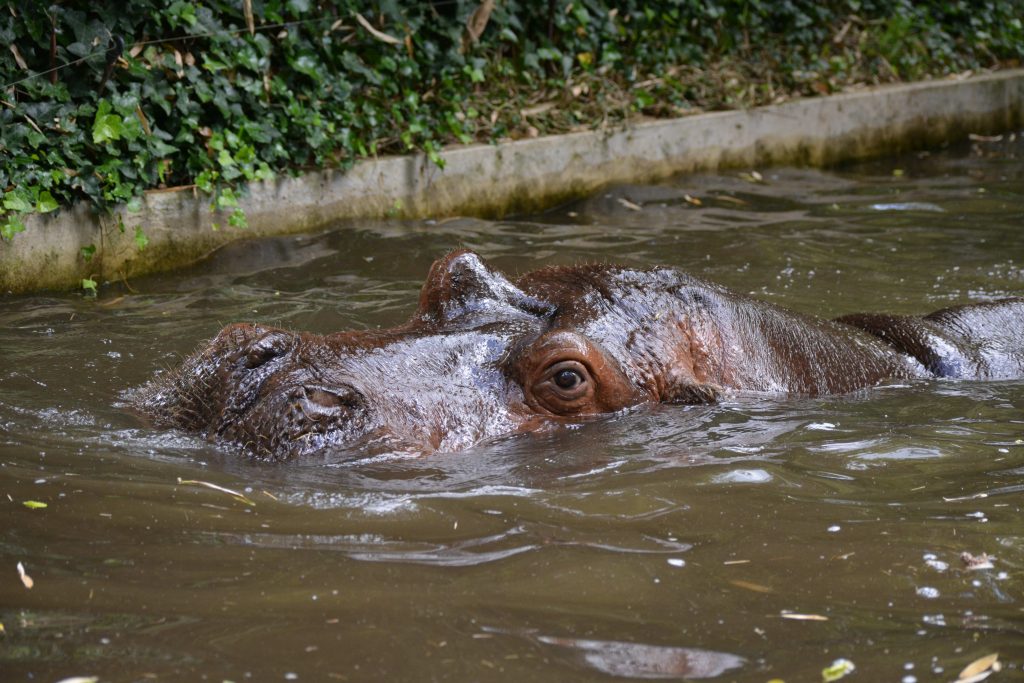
[132,250,1024,460]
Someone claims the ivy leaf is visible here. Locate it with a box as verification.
[1,215,26,240]
[215,188,239,210]
[254,163,274,182]
[228,207,248,229]
[93,101,125,144]
[291,52,321,78]
[36,191,58,213]
[134,226,149,251]
[3,189,33,213]
[81,278,98,293]
[80,244,97,262]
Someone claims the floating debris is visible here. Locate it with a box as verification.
[869,202,944,212]
[822,658,855,682]
[957,653,1000,682]
[22,500,47,509]
[17,561,33,589]
[960,552,995,571]
[54,678,100,683]
[942,493,987,503]
[923,553,949,572]
[739,170,764,183]
[780,612,828,621]
[616,197,643,211]
[683,194,702,206]
[177,478,256,506]
[714,194,748,206]
[729,579,772,593]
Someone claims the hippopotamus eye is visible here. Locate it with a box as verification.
[554,368,583,390]
[518,330,639,417]
[534,359,594,412]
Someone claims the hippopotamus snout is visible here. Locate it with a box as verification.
[197,323,383,456]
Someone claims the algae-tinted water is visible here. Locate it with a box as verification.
[1,135,1023,681]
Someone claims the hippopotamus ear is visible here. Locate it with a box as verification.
[417,250,554,323]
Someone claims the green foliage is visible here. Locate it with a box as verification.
[133,225,149,251]
[1,0,1021,240]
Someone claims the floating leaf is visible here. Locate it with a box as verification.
[82,278,98,293]
[821,658,855,682]
[17,562,33,589]
[22,500,47,509]
[958,653,999,681]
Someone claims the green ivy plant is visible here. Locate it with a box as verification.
[1,0,1021,268]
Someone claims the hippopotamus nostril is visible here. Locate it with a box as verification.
[305,386,363,409]
[294,386,366,421]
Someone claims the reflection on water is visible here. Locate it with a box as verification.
[1,134,1023,681]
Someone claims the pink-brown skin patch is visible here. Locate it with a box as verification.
[132,250,1024,460]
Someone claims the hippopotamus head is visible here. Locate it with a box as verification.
[134,250,705,459]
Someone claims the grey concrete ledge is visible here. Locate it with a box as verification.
[3,69,1023,293]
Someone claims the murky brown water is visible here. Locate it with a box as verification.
[2,134,1023,682]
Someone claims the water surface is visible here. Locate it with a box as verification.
[2,134,1023,681]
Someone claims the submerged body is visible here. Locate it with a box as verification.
[133,251,1024,459]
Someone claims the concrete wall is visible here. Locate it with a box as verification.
[3,69,1022,293]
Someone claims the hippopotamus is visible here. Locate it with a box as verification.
[133,250,1024,460]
